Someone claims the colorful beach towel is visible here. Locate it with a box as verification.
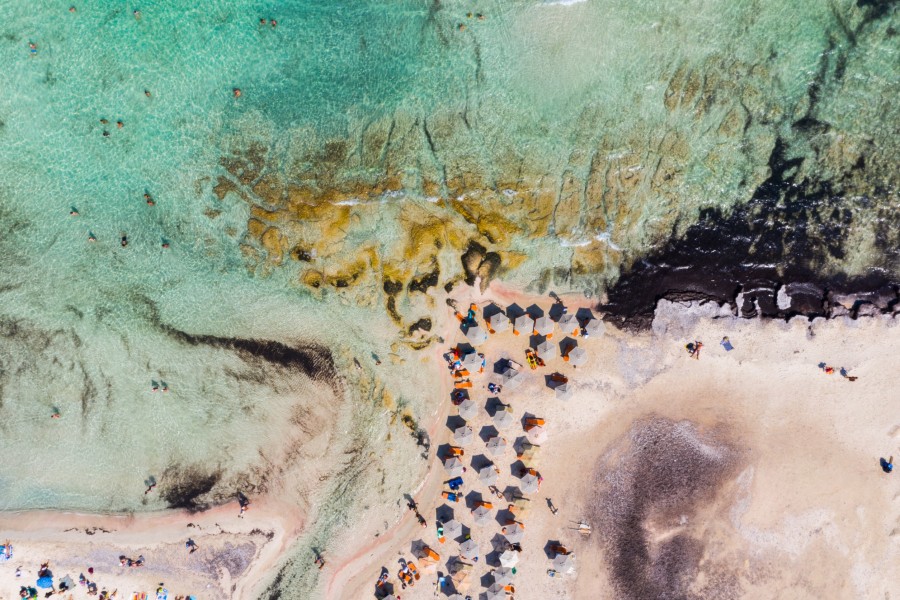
[156,589,168,600]
[0,543,11,561]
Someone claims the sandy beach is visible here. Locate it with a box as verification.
[2,282,900,600]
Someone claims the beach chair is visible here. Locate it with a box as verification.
[442,491,461,502]
[524,417,545,429]
[549,372,568,383]
[421,546,440,563]
[445,446,465,457]
[551,544,569,555]
[409,562,420,580]
[454,380,473,389]
[473,500,493,510]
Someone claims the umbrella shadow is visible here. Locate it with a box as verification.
[575,307,595,322]
[495,507,515,527]
[548,301,567,321]
[559,336,577,356]
[436,503,455,523]
[456,342,475,355]
[492,358,510,375]
[521,412,539,428]
[529,334,545,350]
[482,302,504,321]
[410,539,428,558]
[544,373,566,389]
[450,389,469,405]
[479,425,499,442]
[506,303,525,320]
[526,304,544,319]
[436,444,459,460]
[479,571,494,588]
[513,436,538,456]
[544,539,563,559]
[446,415,467,432]
[465,490,483,509]
[509,460,528,478]
[470,453,493,471]
[486,397,508,416]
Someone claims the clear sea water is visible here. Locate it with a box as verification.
[0,0,895,596]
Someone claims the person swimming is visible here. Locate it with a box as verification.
[120,235,128,247]
[144,192,154,206]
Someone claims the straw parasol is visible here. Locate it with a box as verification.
[519,471,540,494]
[513,314,533,335]
[478,464,499,485]
[501,368,526,390]
[458,398,478,420]
[498,549,519,567]
[459,539,479,560]
[558,313,578,335]
[486,583,507,600]
[536,340,557,360]
[526,425,548,444]
[534,316,554,336]
[503,522,525,543]
[472,505,492,526]
[443,519,462,539]
[465,324,488,345]
[583,318,604,337]
[492,409,515,430]
[444,457,465,477]
[493,567,515,585]
[461,351,482,370]
[567,346,587,366]
[554,382,572,400]
[553,552,575,573]
[454,425,475,447]
[486,436,508,456]
[489,312,509,333]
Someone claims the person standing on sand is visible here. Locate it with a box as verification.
[882,456,893,474]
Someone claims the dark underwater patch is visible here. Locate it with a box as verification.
[160,463,224,511]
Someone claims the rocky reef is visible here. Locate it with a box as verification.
[208,0,898,331]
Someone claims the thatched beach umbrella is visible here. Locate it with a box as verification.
[558,313,579,336]
[489,312,509,333]
[583,318,604,337]
[478,464,499,485]
[501,368,527,390]
[459,538,479,560]
[536,340,557,361]
[444,457,465,477]
[503,522,525,544]
[513,314,533,336]
[493,409,515,430]
[553,552,575,573]
[519,470,540,494]
[493,567,515,585]
[486,436,508,456]
[498,549,519,567]
[517,440,539,461]
[472,505,492,526]
[486,584,506,600]
[461,351,482,370]
[454,425,475,447]
[534,315,554,337]
[554,382,572,400]
[567,346,587,367]
[443,519,462,539]
[526,426,548,444]
[458,398,478,420]
[465,324,488,345]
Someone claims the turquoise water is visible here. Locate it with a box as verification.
[0,0,896,597]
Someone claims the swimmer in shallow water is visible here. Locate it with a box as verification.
[144,192,154,206]
[120,235,128,247]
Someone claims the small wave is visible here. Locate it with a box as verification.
[595,231,622,251]
[332,198,362,206]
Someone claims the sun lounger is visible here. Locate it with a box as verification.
[454,380,473,389]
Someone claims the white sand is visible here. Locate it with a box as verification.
[3,283,900,600]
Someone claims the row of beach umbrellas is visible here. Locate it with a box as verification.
[467,311,605,345]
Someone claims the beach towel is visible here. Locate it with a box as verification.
[156,589,168,600]
[0,543,11,561]
[720,337,734,351]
